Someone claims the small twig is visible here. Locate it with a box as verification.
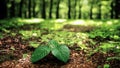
[0,49,9,52]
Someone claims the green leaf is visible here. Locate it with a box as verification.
[29,41,40,48]
[48,40,59,49]
[107,57,120,61]
[104,64,110,68]
[52,44,70,63]
[31,45,50,63]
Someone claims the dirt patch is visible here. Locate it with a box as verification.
[0,50,96,68]
[0,36,96,68]
[63,24,98,32]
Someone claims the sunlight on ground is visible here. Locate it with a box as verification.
[95,21,103,26]
[71,20,85,25]
[18,18,44,24]
[55,19,67,23]
[69,20,104,26]
[14,18,120,28]
[107,21,113,25]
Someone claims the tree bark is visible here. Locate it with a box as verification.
[33,0,36,17]
[90,2,93,19]
[28,0,31,18]
[74,0,77,19]
[56,0,60,19]
[110,1,114,19]
[19,0,24,17]
[97,1,101,19]
[10,0,15,18]
[114,0,120,19]
[68,0,71,19]
[41,0,46,19]
[49,0,53,19]
[78,0,82,19]
[0,0,7,19]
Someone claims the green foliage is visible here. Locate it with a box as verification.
[48,40,59,49]
[31,40,70,63]
[88,22,120,67]
[89,27,110,39]
[0,33,3,39]
[89,24,120,41]
[31,45,51,63]
[52,44,70,62]
[99,43,115,53]
[19,30,41,39]
[92,42,120,54]
[103,64,110,68]
[107,57,120,61]
[41,31,88,49]
[107,42,119,53]
[0,19,24,32]
[29,41,40,48]
[90,42,120,65]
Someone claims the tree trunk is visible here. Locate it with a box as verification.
[19,0,24,17]
[56,0,60,19]
[97,1,101,19]
[74,0,77,19]
[68,0,71,19]
[41,0,46,19]
[28,0,31,18]
[110,1,114,19]
[10,0,15,18]
[114,0,120,19]
[33,0,36,17]
[0,0,7,19]
[24,1,28,18]
[78,0,82,19]
[90,4,93,19]
[49,0,53,19]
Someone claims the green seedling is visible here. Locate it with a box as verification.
[31,40,70,63]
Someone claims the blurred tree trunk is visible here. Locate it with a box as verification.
[56,0,60,19]
[0,0,7,19]
[49,0,53,19]
[78,5,82,19]
[23,0,28,18]
[114,0,120,19]
[15,2,19,17]
[97,1,101,19]
[10,0,15,18]
[68,0,71,19]
[28,0,31,18]
[41,0,46,19]
[90,6,93,19]
[78,0,82,19]
[33,0,36,17]
[90,1,93,19]
[110,1,114,19]
[19,0,24,17]
[74,0,77,19]
[24,1,28,18]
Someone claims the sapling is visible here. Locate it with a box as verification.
[31,40,70,63]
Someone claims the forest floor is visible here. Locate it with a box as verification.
[0,19,120,68]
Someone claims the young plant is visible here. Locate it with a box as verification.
[31,40,70,63]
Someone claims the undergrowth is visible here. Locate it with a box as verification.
[0,19,120,67]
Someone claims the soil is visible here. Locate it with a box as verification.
[0,24,120,68]
[0,36,119,68]
[0,35,96,68]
